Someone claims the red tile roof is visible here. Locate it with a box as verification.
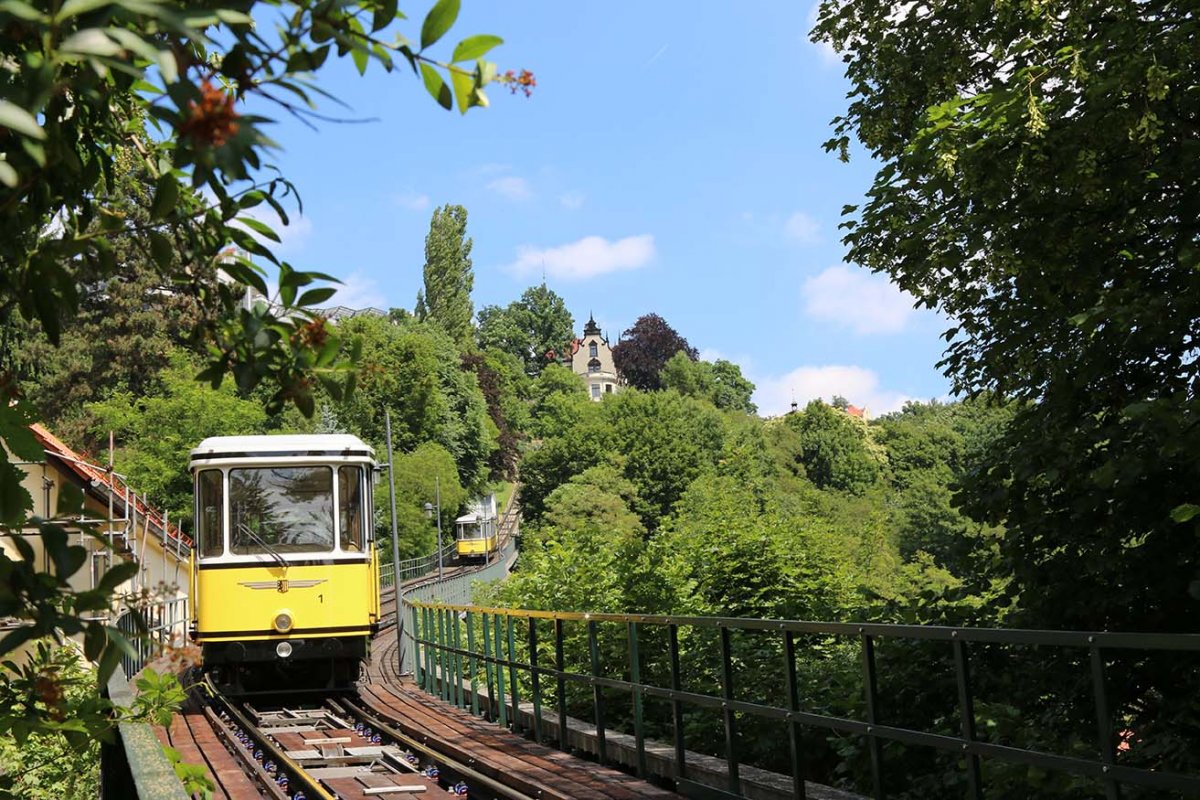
[29,424,192,549]
[846,405,866,419]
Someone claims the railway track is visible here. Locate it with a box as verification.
[171,676,539,800]
[155,493,671,799]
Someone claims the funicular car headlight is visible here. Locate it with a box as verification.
[274,612,293,633]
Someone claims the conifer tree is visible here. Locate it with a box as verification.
[417,204,475,348]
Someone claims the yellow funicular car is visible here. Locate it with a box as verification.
[454,494,499,562]
[189,434,380,693]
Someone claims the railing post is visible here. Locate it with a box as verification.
[529,617,543,744]
[628,620,647,778]
[437,607,448,702]
[425,606,436,694]
[482,612,496,721]
[952,637,983,800]
[1091,646,1122,800]
[453,609,464,709]
[860,632,885,800]
[507,615,521,734]
[411,605,422,689]
[719,625,739,793]
[588,618,607,764]
[784,630,807,800]
[466,610,479,716]
[555,617,568,749]
[494,612,509,729]
[669,622,686,781]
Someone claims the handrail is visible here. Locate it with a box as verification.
[100,665,189,800]
[405,602,1200,799]
[115,596,190,679]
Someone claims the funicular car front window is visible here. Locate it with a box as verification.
[230,466,334,554]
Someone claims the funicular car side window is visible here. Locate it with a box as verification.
[229,466,334,554]
[197,469,225,557]
[339,466,364,552]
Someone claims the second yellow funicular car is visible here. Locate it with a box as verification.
[454,494,499,563]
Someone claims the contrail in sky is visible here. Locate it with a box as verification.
[645,44,669,66]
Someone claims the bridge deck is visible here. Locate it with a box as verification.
[358,680,680,800]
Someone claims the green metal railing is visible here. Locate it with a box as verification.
[406,603,1200,799]
[378,540,458,589]
[115,596,189,679]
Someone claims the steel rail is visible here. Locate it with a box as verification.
[204,675,337,800]
[202,706,291,800]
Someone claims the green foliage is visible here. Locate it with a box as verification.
[812,0,1200,632]
[492,466,651,613]
[610,313,697,391]
[2,161,219,448]
[477,283,575,377]
[416,204,475,348]
[0,644,102,800]
[462,349,528,480]
[382,442,466,561]
[521,387,726,530]
[785,400,882,494]
[659,351,757,413]
[527,363,589,440]
[87,352,269,525]
[604,389,725,529]
[162,746,215,800]
[652,475,855,620]
[333,316,495,492]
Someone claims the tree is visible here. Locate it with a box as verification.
[659,352,757,413]
[383,442,467,561]
[332,316,495,492]
[3,160,221,447]
[416,204,475,348]
[0,0,517,762]
[611,313,697,391]
[476,283,575,376]
[786,400,882,494]
[87,352,270,525]
[813,0,1199,632]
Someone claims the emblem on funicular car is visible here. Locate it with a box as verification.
[238,579,327,593]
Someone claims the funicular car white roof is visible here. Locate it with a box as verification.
[189,434,374,463]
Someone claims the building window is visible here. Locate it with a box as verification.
[605,384,613,393]
[588,357,601,373]
[591,383,601,399]
[589,342,598,357]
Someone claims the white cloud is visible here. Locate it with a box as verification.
[506,234,656,281]
[802,264,916,334]
[807,3,844,66]
[393,192,430,211]
[784,211,821,243]
[323,271,387,310]
[559,191,585,210]
[753,364,914,417]
[487,176,532,201]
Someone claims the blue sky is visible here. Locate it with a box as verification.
[247,2,952,415]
